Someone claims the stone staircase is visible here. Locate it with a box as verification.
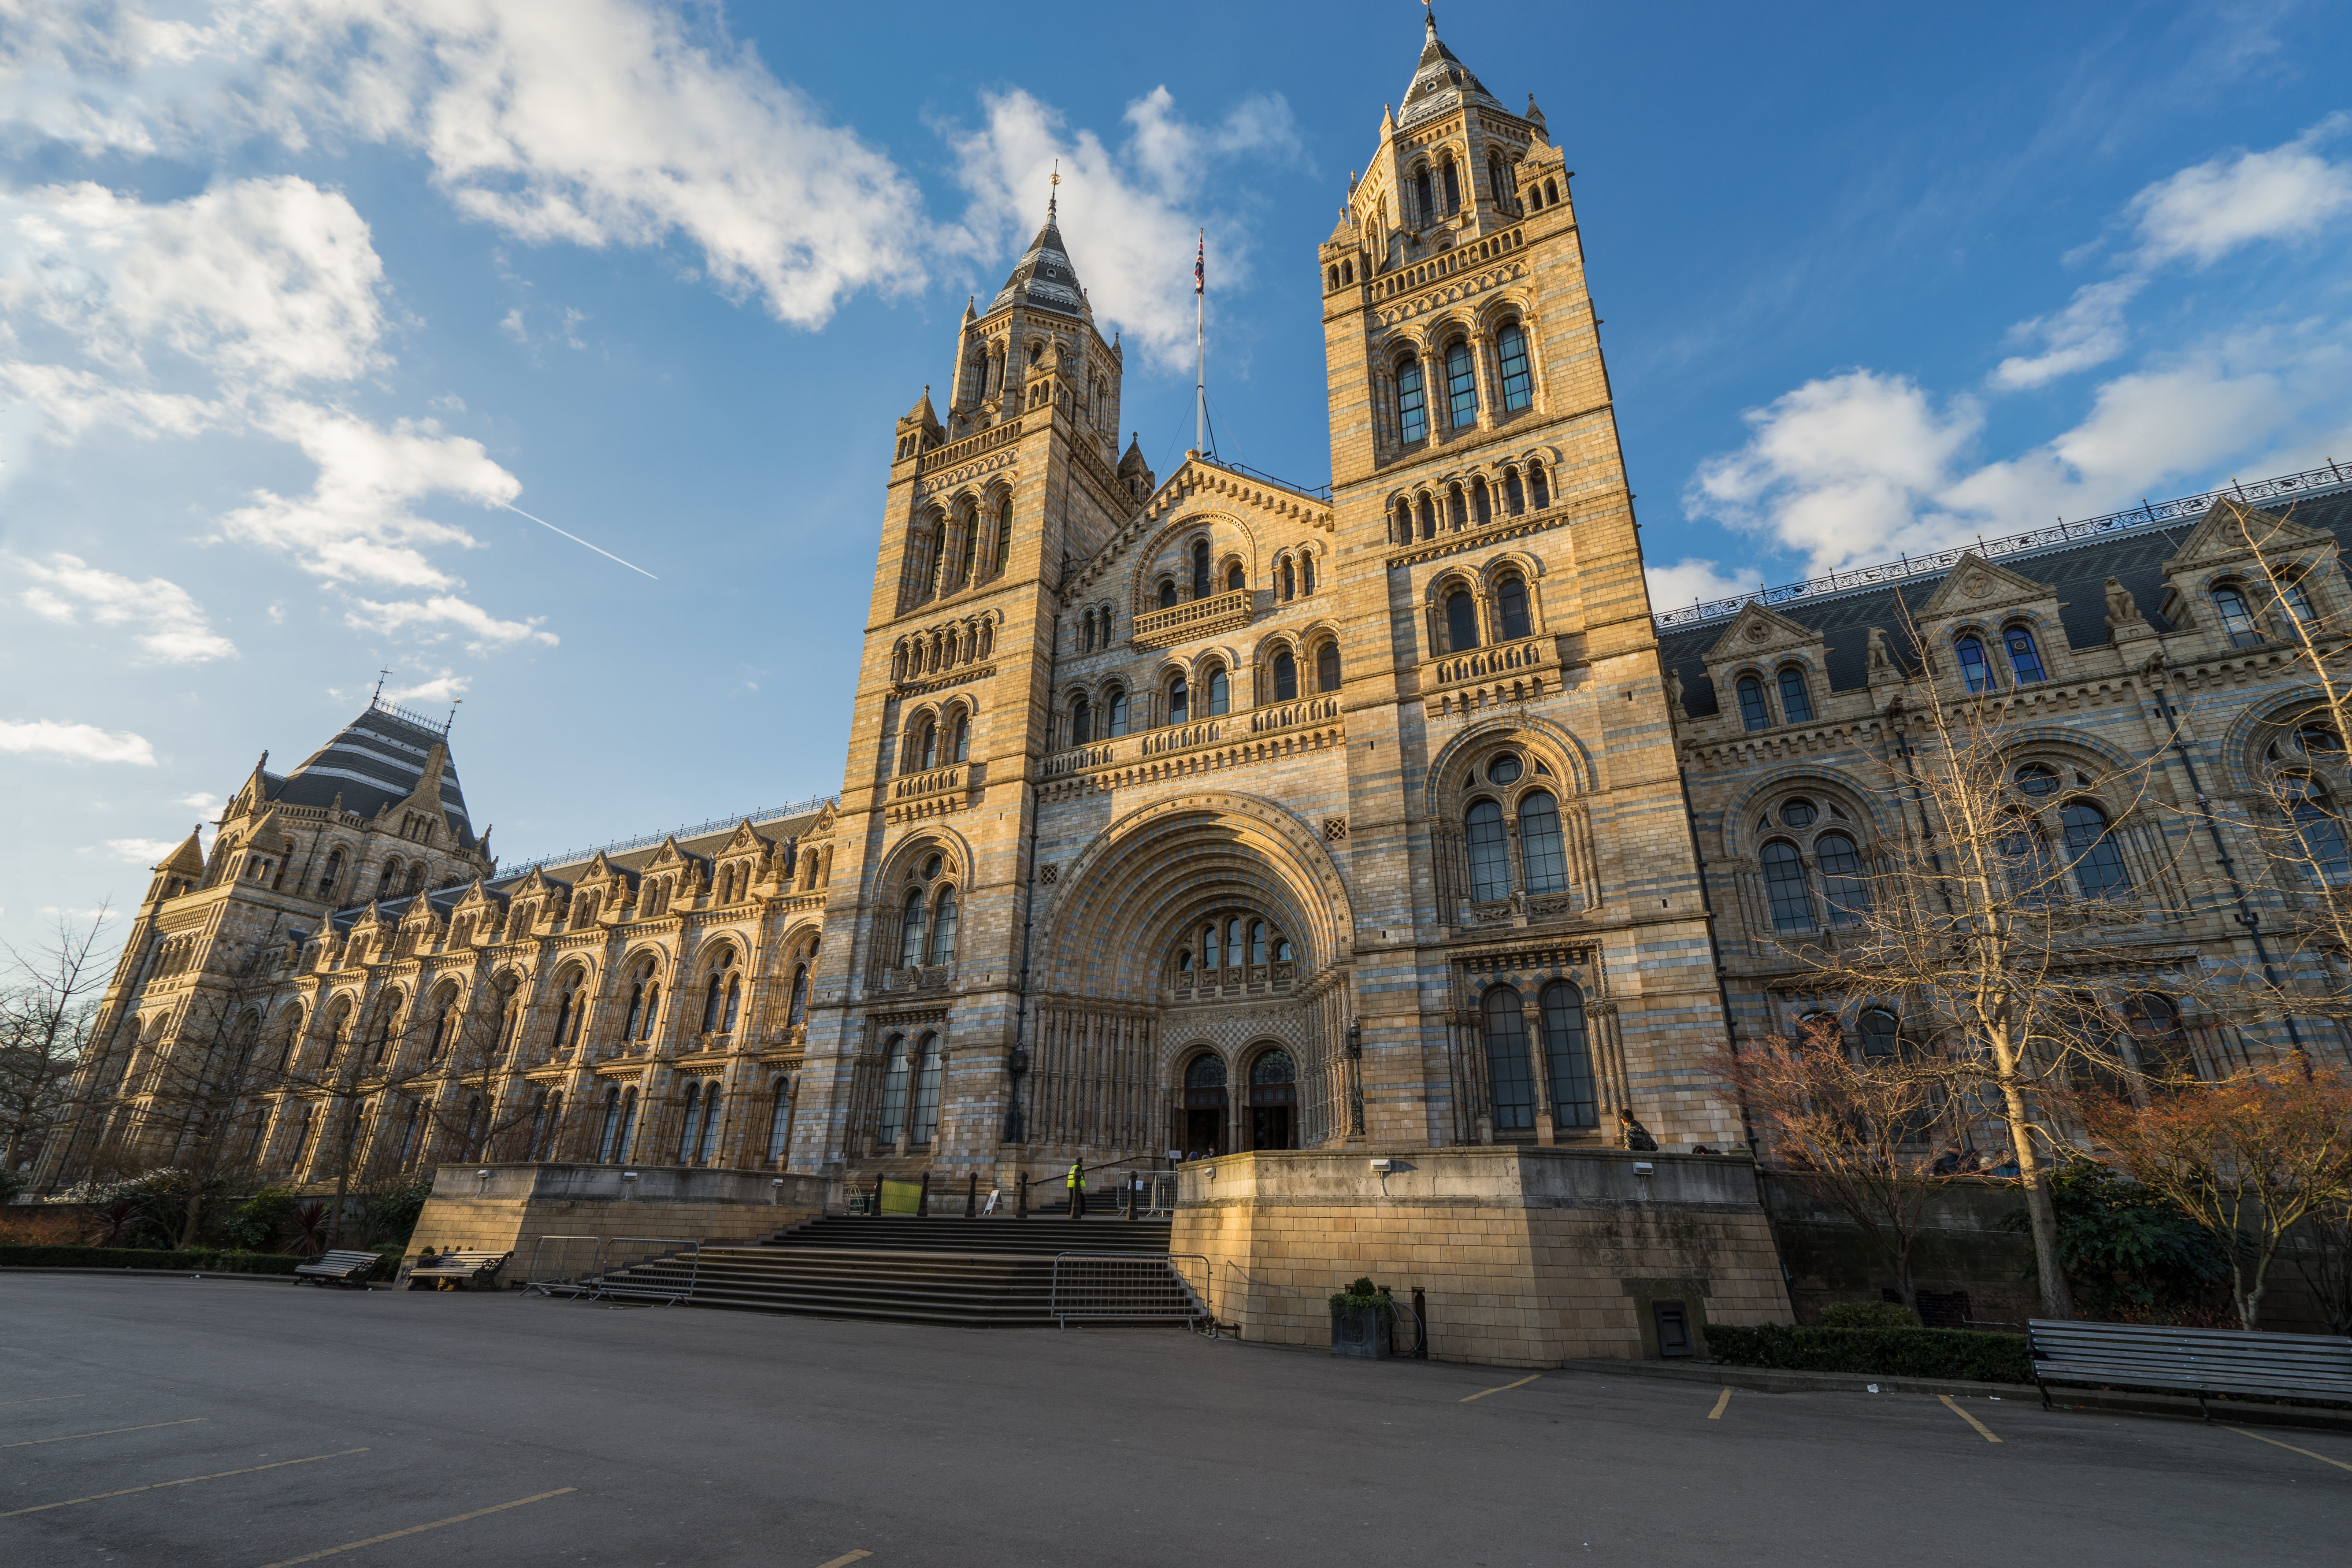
[586,1213,1197,1327]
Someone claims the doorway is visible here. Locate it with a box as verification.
[1180,1051,1228,1158]
[1250,1105,1292,1151]
[1246,1046,1298,1150]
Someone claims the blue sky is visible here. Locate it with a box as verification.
[4,1,2351,956]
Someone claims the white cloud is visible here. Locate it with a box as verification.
[382,670,470,705]
[1646,558,1762,613]
[2129,114,2352,267]
[105,836,180,865]
[174,791,223,814]
[10,551,237,663]
[1991,276,2144,390]
[946,85,1305,370]
[346,595,557,651]
[0,718,157,765]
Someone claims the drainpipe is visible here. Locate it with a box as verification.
[2148,678,2307,1064]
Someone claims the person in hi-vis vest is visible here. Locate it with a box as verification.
[1065,1160,1086,1220]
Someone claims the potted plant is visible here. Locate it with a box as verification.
[1329,1276,1395,1359]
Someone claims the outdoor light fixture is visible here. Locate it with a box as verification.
[770,1178,784,1206]
[620,1171,638,1201]
[1633,1161,1655,1175]
[1369,1158,1393,1173]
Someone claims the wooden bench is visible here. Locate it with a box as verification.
[292,1249,383,1289]
[2029,1318,2352,1419]
[404,1250,512,1291]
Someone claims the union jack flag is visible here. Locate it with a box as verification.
[1195,235,1204,296]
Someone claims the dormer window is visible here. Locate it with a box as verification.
[2278,575,2318,626]
[1736,675,1770,731]
[1955,635,1997,693]
[1776,666,1813,723]
[2212,584,2263,647]
[2003,626,2048,684]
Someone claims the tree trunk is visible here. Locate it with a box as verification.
[1995,1045,2073,1320]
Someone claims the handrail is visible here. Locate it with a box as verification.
[1652,462,2352,633]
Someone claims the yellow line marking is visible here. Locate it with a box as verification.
[816,1553,874,1568]
[1460,1374,1542,1403]
[2226,1425,2352,1473]
[2,1449,369,1517]
[1708,1387,1732,1420]
[1939,1394,2002,1443]
[0,1394,85,1407]
[1,1417,203,1448]
[253,1486,578,1566]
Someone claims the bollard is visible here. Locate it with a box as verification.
[1411,1286,1430,1359]
[1127,1175,1139,1222]
[1017,1171,1028,1219]
[918,1169,930,1216]
[966,1172,977,1218]
[875,1174,885,1216]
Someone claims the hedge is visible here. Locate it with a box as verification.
[1705,1323,2032,1384]
[0,1245,308,1275]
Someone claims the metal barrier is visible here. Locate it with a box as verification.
[520,1234,604,1298]
[1138,1172,1179,1218]
[590,1237,702,1306]
[1051,1251,1211,1328]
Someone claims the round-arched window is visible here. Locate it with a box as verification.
[2014,764,2059,796]
[1446,589,1480,652]
[1487,753,1522,786]
[1273,650,1298,701]
[1250,1049,1295,1085]
[1779,798,1817,828]
[1185,1055,1228,1089]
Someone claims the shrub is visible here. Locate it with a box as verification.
[1818,1300,1921,1329]
[0,1206,96,1246]
[1328,1275,1396,1318]
[0,1244,304,1275]
[222,1186,300,1252]
[1706,1323,2031,1383]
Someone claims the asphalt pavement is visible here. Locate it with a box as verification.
[1,1274,2345,1566]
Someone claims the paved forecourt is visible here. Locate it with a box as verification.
[2,1276,2345,1567]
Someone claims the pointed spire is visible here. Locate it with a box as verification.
[983,183,1089,320]
[160,825,206,876]
[1400,4,1505,127]
[962,293,977,321]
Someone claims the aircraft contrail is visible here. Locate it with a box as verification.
[499,500,659,580]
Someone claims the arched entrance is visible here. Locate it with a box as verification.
[1180,1051,1227,1156]
[1246,1045,1297,1150]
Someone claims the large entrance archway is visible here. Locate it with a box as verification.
[1246,1045,1297,1150]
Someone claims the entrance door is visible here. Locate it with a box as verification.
[1250,1105,1292,1151]
[1246,1046,1297,1149]
[1185,1107,1224,1155]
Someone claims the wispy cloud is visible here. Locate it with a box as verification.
[12,552,237,664]
[0,718,157,766]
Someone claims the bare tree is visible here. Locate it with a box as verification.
[0,910,115,1184]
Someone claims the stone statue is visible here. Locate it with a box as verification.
[2103,576,2143,631]
[1867,626,1894,676]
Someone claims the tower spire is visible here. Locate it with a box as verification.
[1049,158,1059,220]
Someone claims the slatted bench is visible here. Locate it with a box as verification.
[292,1249,383,1289]
[2029,1318,2352,1420]
[405,1250,512,1291]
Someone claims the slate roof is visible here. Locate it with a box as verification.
[1400,14,1510,130]
[986,199,1089,320]
[271,703,475,844]
[1659,486,2352,718]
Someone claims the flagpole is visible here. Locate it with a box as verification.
[1194,228,1206,456]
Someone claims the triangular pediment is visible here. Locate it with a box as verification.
[2164,498,2333,572]
[721,819,768,855]
[811,802,837,835]
[1704,600,1820,663]
[643,836,686,869]
[1914,552,2058,619]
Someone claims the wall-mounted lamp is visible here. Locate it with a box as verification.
[1632,1161,1654,1175]
[770,1177,785,1206]
[620,1171,639,1201]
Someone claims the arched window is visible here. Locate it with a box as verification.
[2015,763,2059,796]
[1999,817,2060,907]
[2059,801,2132,899]
[911,1034,944,1146]
[1302,551,1315,595]
[1159,579,1178,609]
[917,720,939,771]
[2003,625,2048,683]
[721,975,740,1033]
[549,982,575,1056]
[2125,994,2197,1081]
[878,1035,911,1147]
[1815,831,1867,926]
[1226,562,1244,593]
[1414,165,1434,224]
[1273,650,1298,701]
[677,1081,704,1162]
[1206,664,1230,715]
[930,886,958,964]
[1169,675,1189,724]
[1467,798,1511,901]
[1540,980,1597,1128]
[1737,675,1771,731]
[1858,1008,1900,1060]
[622,982,644,1042]
[702,972,724,1032]
[1544,177,1559,204]
[1505,469,1525,515]
[2282,774,2352,884]
[1446,589,1480,652]
[2277,575,2318,626]
[1106,687,1129,736]
[1203,922,1221,970]
[787,964,809,1027]
[427,997,451,1062]
[1280,559,1295,600]
[1497,323,1532,410]
[1445,341,1478,428]
[1472,477,1492,526]
[1317,641,1341,693]
[1761,840,1816,931]
[1528,463,1550,510]
[378,859,401,899]
[766,1077,792,1163]
[2212,584,2262,647]
[1518,790,1568,895]
[1071,694,1092,745]
[957,507,980,588]
[1396,357,1428,443]
[1192,540,1210,598]
[1777,667,1813,723]
[1249,919,1267,964]
[1441,159,1461,213]
[2297,722,2344,757]
[1955,635,1996,693]
[1186,1054,1227,1089]
[318,848,343,899]
[899,887,927,966]
[1482,986,1536,1133]
[1497,575,1531,640]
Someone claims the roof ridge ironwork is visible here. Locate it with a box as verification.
[504,793,840,875]
[1652,461,2352,634]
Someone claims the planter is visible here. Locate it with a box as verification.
[1330,1304,1393,1359]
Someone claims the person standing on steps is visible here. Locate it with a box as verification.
[1066,1159,1086,1220]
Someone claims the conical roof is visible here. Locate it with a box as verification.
[1400,12,1509,130]
[987,196,1089,320]
[274,701,475,844]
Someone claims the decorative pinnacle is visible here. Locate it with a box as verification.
[1048,158,1060,219]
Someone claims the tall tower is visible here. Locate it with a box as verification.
[793,192,1139,1180]
[1318,13,1739,1146]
